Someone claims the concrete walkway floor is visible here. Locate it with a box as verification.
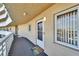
[8,36,47,56]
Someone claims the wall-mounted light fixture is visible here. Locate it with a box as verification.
[23,12,28,16]
[43,17,46,21]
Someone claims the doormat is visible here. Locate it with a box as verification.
[32,45,44,56]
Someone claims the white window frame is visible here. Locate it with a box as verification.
[55,5,79,50]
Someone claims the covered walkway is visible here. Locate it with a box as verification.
[8,36,47,56]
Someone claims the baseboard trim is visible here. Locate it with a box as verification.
[21,37,36,46]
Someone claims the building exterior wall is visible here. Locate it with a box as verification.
[17,3,79,55]
[7,26,15,34]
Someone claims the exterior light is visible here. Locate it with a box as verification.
[23,12,26,16]
[43,17,46,21]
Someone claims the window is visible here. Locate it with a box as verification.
[55,5,79,50]
[37,21,43,41]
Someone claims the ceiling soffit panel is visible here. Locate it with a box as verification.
[5,3,53,26]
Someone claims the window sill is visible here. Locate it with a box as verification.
[55,41,79,51]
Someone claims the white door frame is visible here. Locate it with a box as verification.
[36,17,46,49]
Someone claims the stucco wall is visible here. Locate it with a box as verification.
[18,3,79,56]
[18,20,36,45]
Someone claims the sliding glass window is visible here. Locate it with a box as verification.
[55,5,79,50]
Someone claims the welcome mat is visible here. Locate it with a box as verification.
[32,45,44,56]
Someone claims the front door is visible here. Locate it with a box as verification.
[36,19,45,49]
